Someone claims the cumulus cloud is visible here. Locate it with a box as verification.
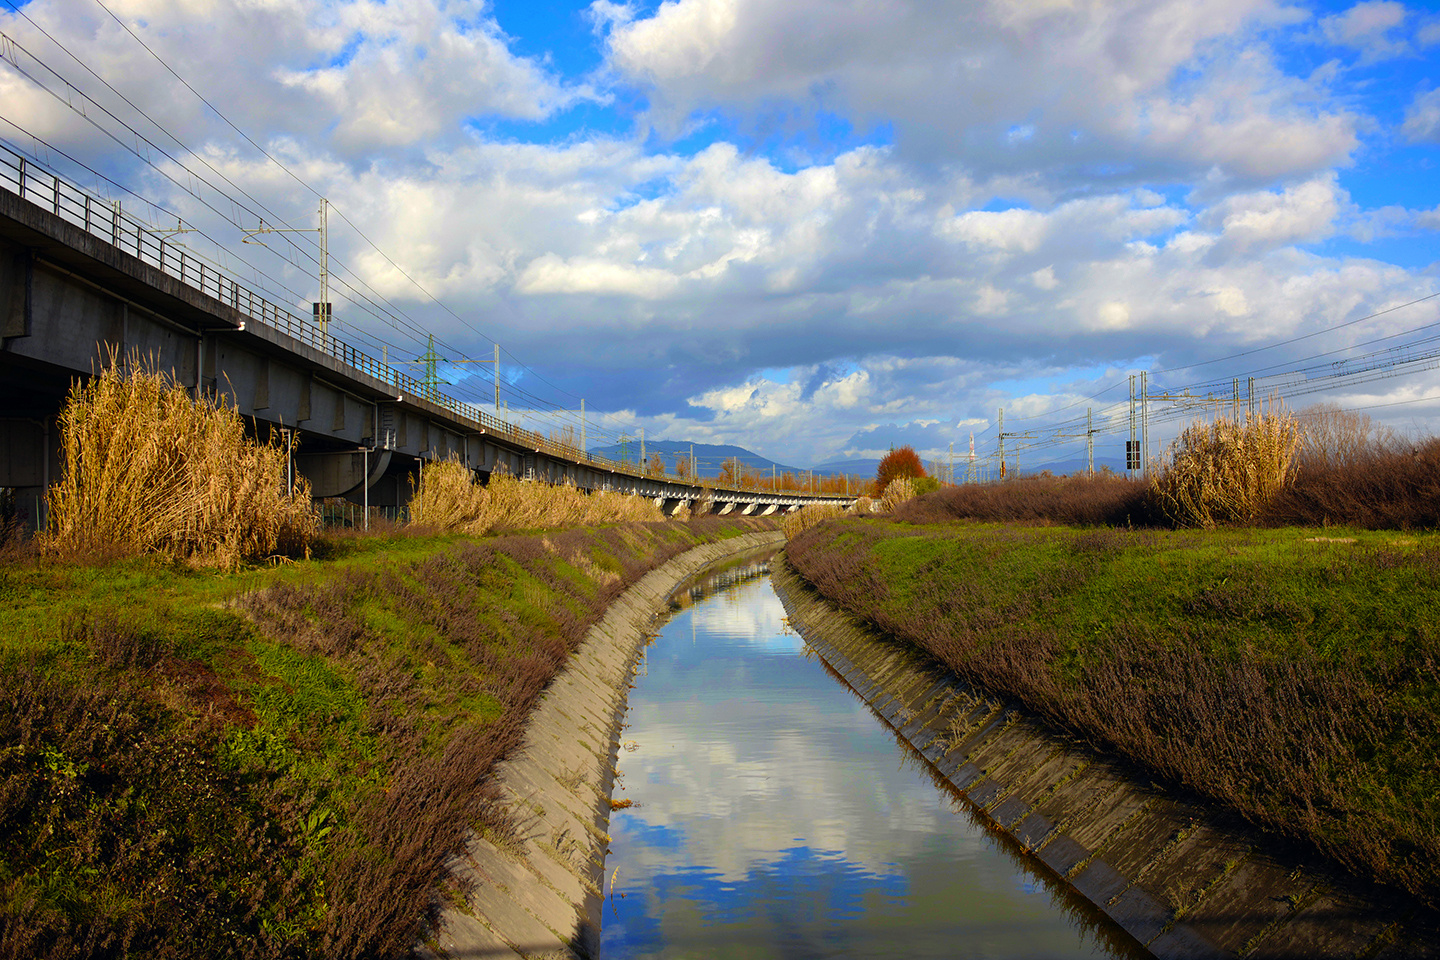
[1403,88,1440,143]
[1,0,1435,467]
[1320,1,1410,62]
[1199,176,1343,258]
[600,0,1354,185]
[0,0,578,161]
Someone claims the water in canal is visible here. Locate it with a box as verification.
[601,557,1145,960]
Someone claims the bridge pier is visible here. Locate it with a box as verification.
[296,447,393,499]
[0,416,59,534]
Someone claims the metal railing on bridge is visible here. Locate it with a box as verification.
[0,143,850,500]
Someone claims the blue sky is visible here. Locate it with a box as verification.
[3,0,1440,466]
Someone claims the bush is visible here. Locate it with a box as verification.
[892,473,1154,527]
[875,446,925,497]
[45,354,316,567]
[1295,402,1400,470]
[1149,411,1301,528]
[1261,437,1440,529]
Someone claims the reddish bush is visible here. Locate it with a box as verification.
[875,446,926,497]
[892,473,1157,527]
[1261,437,1440,529]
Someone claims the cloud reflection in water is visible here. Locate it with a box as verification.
[604,576,1127,959]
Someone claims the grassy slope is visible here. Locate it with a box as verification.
[0,518,770,959]
[785,520,1440,906]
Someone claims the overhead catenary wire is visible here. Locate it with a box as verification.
[0,9,654,445]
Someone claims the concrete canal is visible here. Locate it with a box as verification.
[601,554,1146,959]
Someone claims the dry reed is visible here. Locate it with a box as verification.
[1150,410,1301,528]
[781,503,845,538]
[879,476,917,513]
[45,355,316,566]
[409,457,665,534]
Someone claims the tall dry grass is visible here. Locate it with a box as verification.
[878,476,917,513]
[45,356,316,566]
[1150,410,1301,528]
[781,503,845,538]
[409,457,664,534]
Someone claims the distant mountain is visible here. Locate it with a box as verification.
[809,457,881,478]
[585,440,808,479]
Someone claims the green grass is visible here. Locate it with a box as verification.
[786,519,1440,906]
[0,517,777,957]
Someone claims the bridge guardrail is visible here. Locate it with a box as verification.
[0,143,854,501]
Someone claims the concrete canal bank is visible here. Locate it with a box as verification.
[772,559,1439,960]
[417,530,785,960]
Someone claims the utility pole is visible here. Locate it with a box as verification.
[640,428,646,472]
[580,399,587,456]
[1087,408,1094,478]
[1128,375,1138,477]
[948,441,954,485]
[998,408,1005,479]
[417,334,443,397]
[318,197,328,334]
[243,197,331,337]
[494,344,501,412]
[996,408,1037,480]
[1140,370,1150,479]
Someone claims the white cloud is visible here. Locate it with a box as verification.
[1320,1,1410,62]
[2,0,1435,466]
[601,0,1354,184]
[1403,88,1440,143]
[0,0,578,160]
[1200,176,1343,257]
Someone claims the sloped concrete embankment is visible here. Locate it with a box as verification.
[771,559,1438,960]
[419,530,784,960]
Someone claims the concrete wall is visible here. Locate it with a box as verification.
[418,530,786,960]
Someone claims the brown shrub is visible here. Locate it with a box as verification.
[891,473,1154,527]
[1262,437,1440,529]
[878,476,917,512]
[44,353,316,567]
[781,503,845,538]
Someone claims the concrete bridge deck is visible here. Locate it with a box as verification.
[0,147,853,526]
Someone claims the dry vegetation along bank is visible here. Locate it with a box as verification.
[0,353,796,957]
[785,518,1440,909]
[0,517,774,958]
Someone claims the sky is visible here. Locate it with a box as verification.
[2,0,1439,468]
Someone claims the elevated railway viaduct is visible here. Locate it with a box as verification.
[0,151,852,529]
